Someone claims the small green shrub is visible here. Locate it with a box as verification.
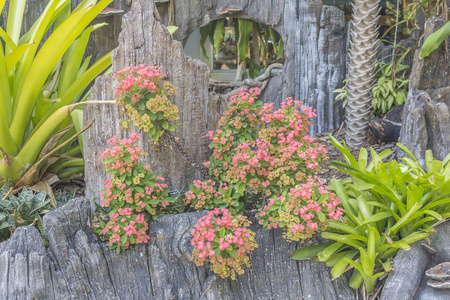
[96,133,175,253]
[292,136,450,294]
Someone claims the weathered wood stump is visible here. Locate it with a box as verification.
[83,0,348,200]
[0,198,357,299]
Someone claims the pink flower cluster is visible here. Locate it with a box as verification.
[190,208,258,280]
[113,65,179,142]
[256,176,343,241]
[205,88,328,197]
[98,133,174,253]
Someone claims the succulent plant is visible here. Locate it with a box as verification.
[0,183,52,240]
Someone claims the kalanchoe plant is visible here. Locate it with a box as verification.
[191,208,258,280]
[0,183,52,241]
[96,133,174,253]
[114,65,179,143]
[292,136,450,294]
[256,176,343,241]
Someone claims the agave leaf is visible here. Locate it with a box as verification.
[5,0,26,51]
[388,202,422,235]
[33,51,111,134]
[349,269,364,290]
[14,118,94,187]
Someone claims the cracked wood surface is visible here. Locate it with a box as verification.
[84,0,347,200]
[0,198,357,299]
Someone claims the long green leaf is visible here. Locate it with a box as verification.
[5,42,34,74]
[0,42,17,154]
[6,0,26,53]
[237,18,253,63]
[213,18,224,55]
[291,243,333,260]
[10,0,113,147]
[420,21,450,59]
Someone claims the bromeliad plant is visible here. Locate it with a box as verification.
[292,136,450,294]
[113,65,179,143]
[0,0,113,186]
[96,133,175,253]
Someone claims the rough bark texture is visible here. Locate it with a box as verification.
[161,0,347,135]
[380,222,450,300]
[345,0,381,148]
[84,0,347,200]
[0,198,357,299]
[398,17,450,165]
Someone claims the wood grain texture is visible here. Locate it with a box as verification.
[84,0,347,201]
[0,198,357,299]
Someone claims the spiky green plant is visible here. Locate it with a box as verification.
[0,0,114,187]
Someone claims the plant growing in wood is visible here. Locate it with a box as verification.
[256,176,343,241]
[0,0,113,186]
[96,133,175,253]
[190,208,257,280]
[292,136,450,294]
[113,65,179,143]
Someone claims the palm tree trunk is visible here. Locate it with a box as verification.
[345,0,381,148]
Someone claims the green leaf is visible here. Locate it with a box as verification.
[159,119,169,130]
[213,19,224,55]
[199,23,212,59]
[276,37,284,60]
[420,21,450,59]
[237,19,253,63]
[291,243,333,260]
[357,212,392,228]
[166,26,178,35]
[330,250,358,278]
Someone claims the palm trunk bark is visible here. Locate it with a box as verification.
[345,0,381,148]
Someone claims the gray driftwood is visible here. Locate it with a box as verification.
[0,198,357,299]
[398,17,450,165]
[380,222,450,300]
[84,0,347,199]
